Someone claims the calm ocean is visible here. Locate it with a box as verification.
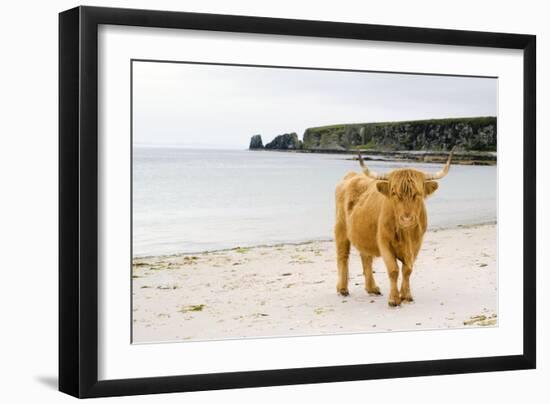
[133,147,497,257]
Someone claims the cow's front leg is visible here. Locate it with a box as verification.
[400,264,413,302]
[380,247,401,306]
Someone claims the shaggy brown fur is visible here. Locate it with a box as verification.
[334,157,451,306]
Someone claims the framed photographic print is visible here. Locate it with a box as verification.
[59,6,536,398]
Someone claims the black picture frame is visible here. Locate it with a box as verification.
[59,5,536,398]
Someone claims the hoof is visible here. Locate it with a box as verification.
[337,288,349,296]
[366,286,381,296]
[388,296,401,307]
[400,291,414,302]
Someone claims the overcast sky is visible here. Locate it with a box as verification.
[133,61,497,149]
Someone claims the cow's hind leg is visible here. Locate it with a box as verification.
[400,263,414,302]
[361,254,381,295]
[335,227,351,296]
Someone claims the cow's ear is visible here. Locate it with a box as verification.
[424,181,439,197]
[376,181,390,197]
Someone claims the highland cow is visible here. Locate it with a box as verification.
[334,149,455,306]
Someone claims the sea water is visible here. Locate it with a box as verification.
[133,147,496,256]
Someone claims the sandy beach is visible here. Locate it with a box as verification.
[132,223,497,343]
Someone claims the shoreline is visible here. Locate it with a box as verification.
[132,223,497,343]
[249,148,497,166]
[133,220,497,260]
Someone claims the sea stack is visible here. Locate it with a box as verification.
[249,134,264,150]
[264,132,302,150]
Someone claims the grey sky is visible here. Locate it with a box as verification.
[133,61,497,149]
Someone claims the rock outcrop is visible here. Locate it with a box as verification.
[264,132,302,150]
[249,134,264,149]
[301,117,496,152]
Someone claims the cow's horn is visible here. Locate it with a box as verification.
[424,146,456,181]
[358,151,388,180]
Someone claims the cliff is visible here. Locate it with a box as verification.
[248,117,497,164]
[301,117,496,152]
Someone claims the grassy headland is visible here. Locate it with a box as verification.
[250,117,497,165]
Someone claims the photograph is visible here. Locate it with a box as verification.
[130,60,498,344]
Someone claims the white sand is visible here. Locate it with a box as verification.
[132,224,497,343]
